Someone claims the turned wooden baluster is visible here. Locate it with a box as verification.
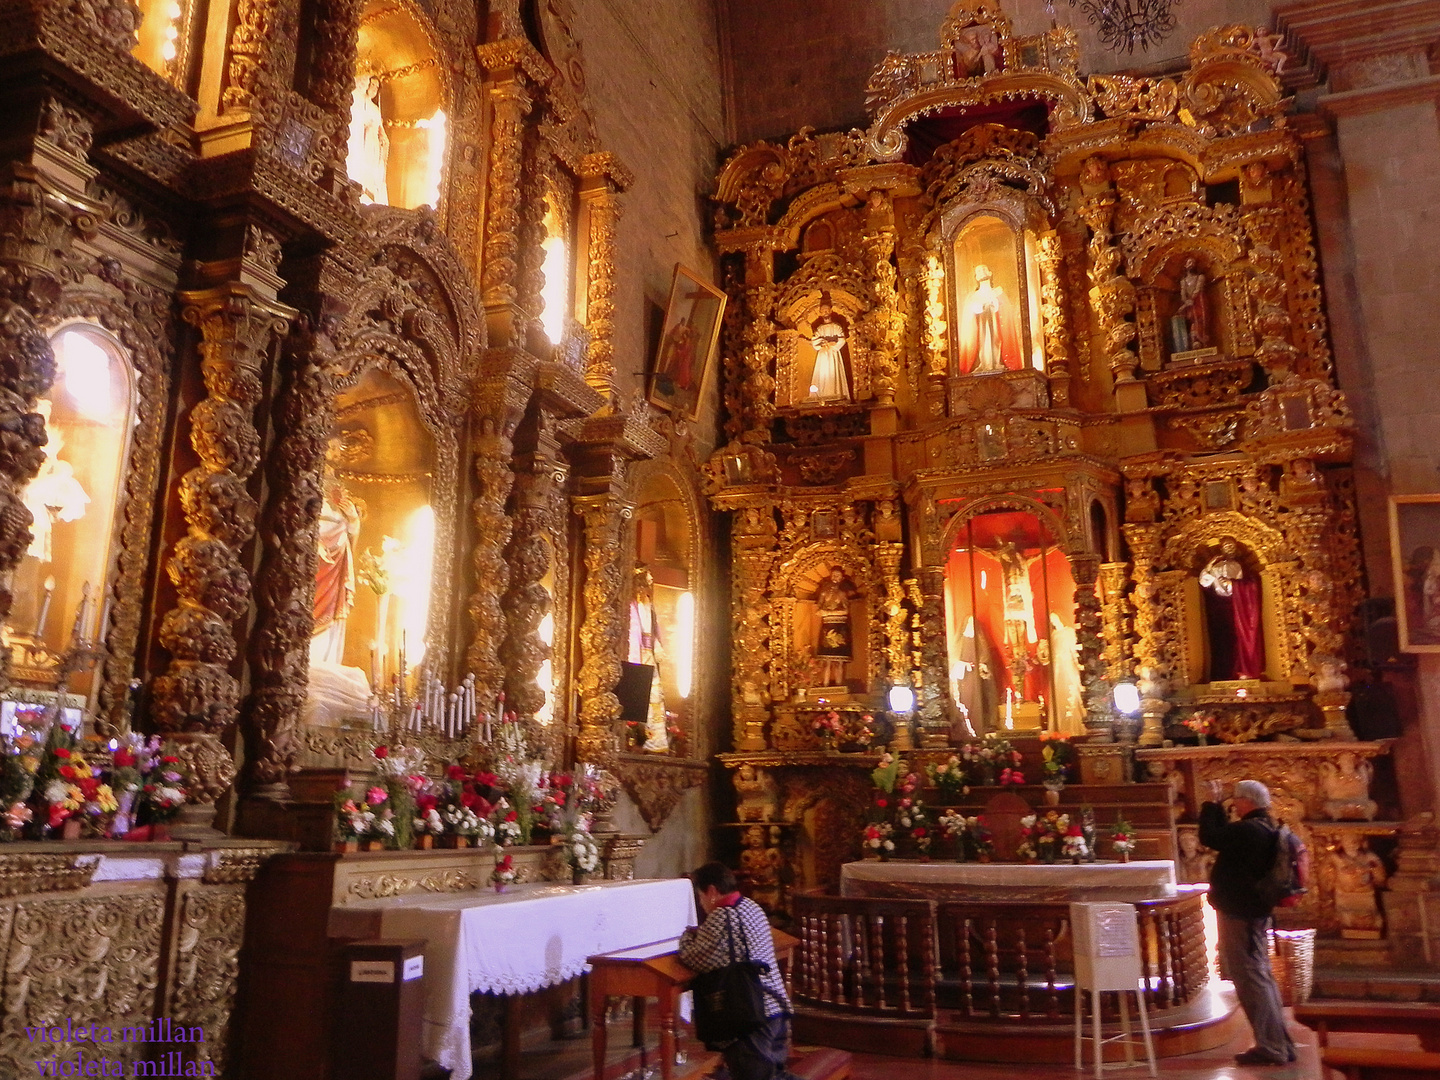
[1043,925,1060,1019]
[1157,909,1176,1009]
[1137,908,1157,1010]
[1016,926,1030,1019]
[985,918,1001,1018]
[828,914,845,1004]
[853,913,869,1007]
[801,915,815,1000]
[921,919,937,1017]
[897,914,911,1012]
[961,915,975,1017]
[872,914,889,1009]
[816,914,832,1003]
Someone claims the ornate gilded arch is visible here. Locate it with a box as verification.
[939,491,1079,558]
[40,284,175,733]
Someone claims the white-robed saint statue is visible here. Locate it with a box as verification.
[805,320,851,402]
[957,263,1022,374]
[347,74,389,205]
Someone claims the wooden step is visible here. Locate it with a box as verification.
[1320,1047,1440,1079]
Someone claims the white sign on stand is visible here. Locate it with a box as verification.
[1070,902,1156,1078]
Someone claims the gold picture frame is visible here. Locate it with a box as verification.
[649,264,726,420]
[1389,494,1440,652]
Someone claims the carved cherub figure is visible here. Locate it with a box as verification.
[734,763,777,823]
[1322,752,1378,821]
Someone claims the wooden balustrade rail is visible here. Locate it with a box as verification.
[792,889,1208,1027]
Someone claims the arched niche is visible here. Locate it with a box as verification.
[770,544,877,702]
[1159,514,1294,691]
[942,506,1084,734]
[348,0,450,210]
[1179,537,1286,688]
[946,207,1046,376]
[9,323,139,713]
[304,365,441,727]
[774,283,869,410]
[624,464,700,754]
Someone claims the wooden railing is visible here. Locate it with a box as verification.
[793,888,1208,1027]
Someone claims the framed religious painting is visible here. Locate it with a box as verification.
[1390,494,1440,652]
[649,265,726,420]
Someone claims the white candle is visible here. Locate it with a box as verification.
[1005,688,1014,730]
[35,576,55,638]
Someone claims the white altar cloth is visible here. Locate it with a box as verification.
[840,859,1177,901]
[345,878,695,1079]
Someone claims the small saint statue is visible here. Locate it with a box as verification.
[1170,258,1212,354]
[1200,540,1264,680]
[813,566,856,687]
[805,320,850,402]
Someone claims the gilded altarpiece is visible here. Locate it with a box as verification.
[708,1,1405,947]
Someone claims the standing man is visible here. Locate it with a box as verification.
[1199,779,1298,1066]
[679,862,795,1080]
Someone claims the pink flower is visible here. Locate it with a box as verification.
[366,786,388,806]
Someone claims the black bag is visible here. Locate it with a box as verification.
[1257,821,1309,909]
[690,908,769,1048]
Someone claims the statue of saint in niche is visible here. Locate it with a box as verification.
[958,264,1021,374]
[1328,832,1386,938]
[628,567,670,752]
[813,566,856,687]
[804,320,850,403]
[1170,258,1212,354]
[347,74,389,205]
[1199,540,1264,681]
[23,401,89,563]
[311,436,367,666]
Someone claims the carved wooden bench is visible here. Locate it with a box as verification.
[1294,1001,1440,1052]
[1320,1047,1440,1079]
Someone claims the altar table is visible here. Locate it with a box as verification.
[334,878,696,1079]
[840,860,1177,902]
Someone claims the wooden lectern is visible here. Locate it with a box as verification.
[587,927,801,1080]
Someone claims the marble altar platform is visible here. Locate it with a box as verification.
[839,859,1178,902]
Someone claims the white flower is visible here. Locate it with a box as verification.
[883,840,895,851]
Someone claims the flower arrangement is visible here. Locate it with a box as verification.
[491,851,516,889]
[862,821,895,857]
[1183,712,1216,745]
[895,797,930,855]
[998,765,1025,786]
[968,816,994,859]
[492,718,544,843]
[811,710,843,745]
[1018,811,1070,861]
[962,735,1023,784]
[926,755,968,801]
[567,829,601,875]
[937,809,968,860]
[1039,732,1073,787]
[493,801,523,846]
[1112,814,1137,860]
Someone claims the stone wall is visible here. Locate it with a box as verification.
[572,0,728,452]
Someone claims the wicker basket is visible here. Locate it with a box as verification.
[1269,927,1316,1007]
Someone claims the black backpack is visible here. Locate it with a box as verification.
[1257,822,1309,909]
[690,907,770,1048]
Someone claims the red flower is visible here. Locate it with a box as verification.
[53,748,70,759]
[373,746,389,759]
[876,797,888,808]
[161,756,179,765]
[913,827,928,838]
[58,765,77,781]
[446,765,466,780]
[417,794,437,813]
[505,810,517,822]
[113,749,136,768]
